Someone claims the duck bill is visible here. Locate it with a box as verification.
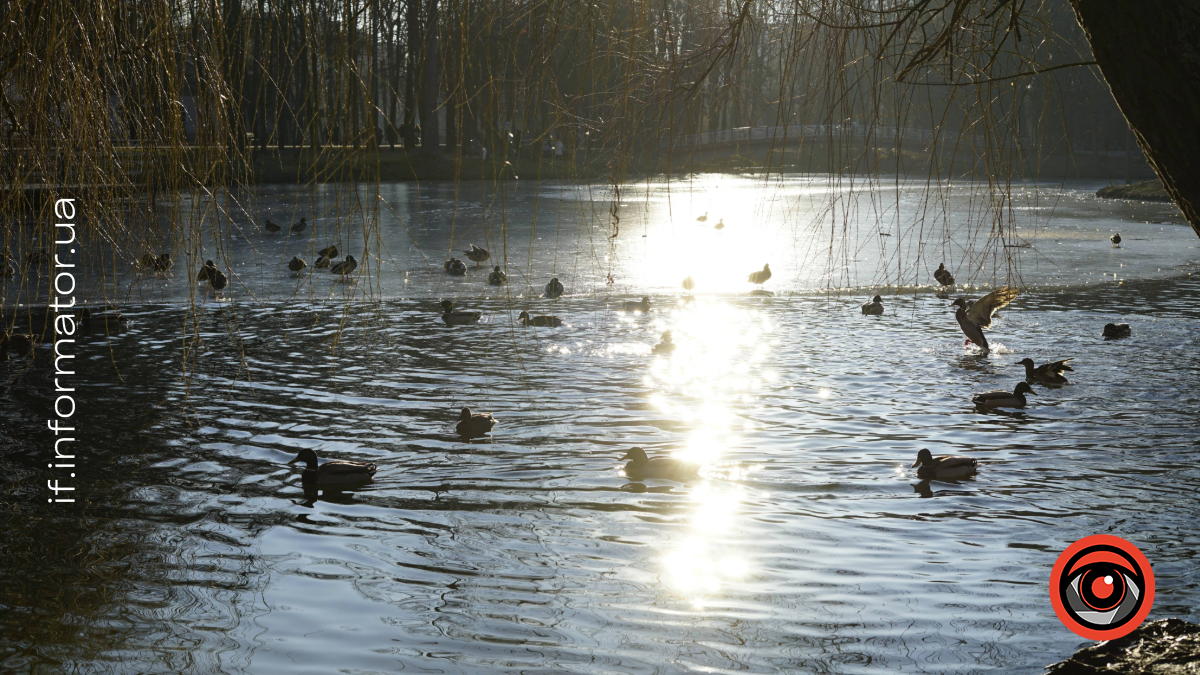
[287,457,300,465]
[910,459,922,467]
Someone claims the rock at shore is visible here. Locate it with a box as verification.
[1044,618,1200,674]
[1096,179,1173,203]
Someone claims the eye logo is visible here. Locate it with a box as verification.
[1050,534,1154,640]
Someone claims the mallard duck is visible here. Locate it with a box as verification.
[1103,323,1131,339]
[972,381,1035,408]
[314,255,331,269]
[696,212,708,223]
[287,448,377,486]
[456,407,496,438]
[441,300,481,325]
[330,255,358,276]
[951,287,1019,352]
[623,296,651,313]
[0,331,36,355]
[288,256,308,273]
[1018,357,1073,384]
[747,263,772,286]
[545,277,564,298]
[318,245,339,259]
[861,295,884,315]
[153,253,173,274]
[714,218,725,230]
[291,218,307,233]
[621,447,697,481]
[198,259,216,282]
[488,266,507,285]
[652,331,675,354]
[518,310,561,327]
[933,263,955,287]
[1110,233,1122,247]
[682,276,695,292]
[264,219,281,233]
[209,268,228,292]
[463,244,490,266]
[80,307,124,331]
[444,258,467,276]
[911,448,977,480]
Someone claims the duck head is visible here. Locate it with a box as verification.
[441,300,455,312]
[661,331,672,342]
[288,448,319,471]
[622,447,649,464]
[1017,358,1035,369]
[345,255,357,265]
[937,263,945,271]
[204,259,215,268]
[1014,382,1036,396]
[550,277,560,284]
[518,311,531,323]
[911,448,934,468]
[641,296,650,304]
[493,266,501,272]
[872,295,882,303]
[459,407,473,422]
[951,297,969,309]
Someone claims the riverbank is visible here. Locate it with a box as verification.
[1044,619,1200,674]
[1096,178,1173,202]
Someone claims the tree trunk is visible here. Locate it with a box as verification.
[403,0,421,149]
[1070,0,1200,239]
[419,0,440,157]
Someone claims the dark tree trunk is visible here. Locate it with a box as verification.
[1070,0,1200,239]
[419,0,441,157]
[403,0,421,149]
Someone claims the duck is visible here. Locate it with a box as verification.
[441,300,481,325]
[330,255,358,276]
[951,286,1019,353]
[545,277,564,298]
[314,255,331,269]
[714,218,725,231]
[696,212,708,223]
[456,407,497,438]
[682,276,695,292]
[287,448,377,486]
[288,256,308,273]
[444,258,467,276]
[197,259,216,282]
[518,310,562,327]
[152,253,173,274]
[1103,323,1131,339]
[861,295,884,315]
[652,331,675,354]
[747,263,772,286]
[623,296,651,313]
[911,448,977,480]
[621,447,697,481]
[487,266,507,285]
[318,245,339,259]
[1110,233,1122,247]
[463,244,490,266]
[933,262,955,287]
[138,252,158,271]
[264,219,281,234]
[291,218,307,233]
[209,268,228,292]
[972,381,1035,408]
[26,249,52,266]
[1018,357,1073,384]
[0,331,36,355]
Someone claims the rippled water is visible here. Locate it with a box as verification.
[2,176,1198,674]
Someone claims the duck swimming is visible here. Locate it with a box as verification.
[972,381,1035,409]
[911,448,977,480]
[1018,357,1073,384]
[652,331,675,354]
[444,258,467,276]
[456,407,497,438]
[714,218,725,230]
[621,448,697,481]
[861,295,884,315]
[441,300,481,326]
[287,448,377,486]
[545,277,565,298]
[696,212,708,223]
[1103,323,1131,339]
[623,296,651,313]
[488,266,507,285]
[518,310,561,327]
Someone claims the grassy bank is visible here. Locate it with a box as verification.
[1096,178,1173,202]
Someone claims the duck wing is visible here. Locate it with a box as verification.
[1036,359,1073,376]
[933,455,976,470]
[320,460,377,476]
[966,287,1019,328]
[971,390,1010,403]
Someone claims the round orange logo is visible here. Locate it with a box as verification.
[1049,534,1154,640]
